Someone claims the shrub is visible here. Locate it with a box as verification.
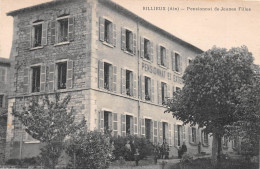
[66,128,113,169]
[5,157,39,167]
[111,135,154,160]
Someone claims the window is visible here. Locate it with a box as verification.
[175,53,181,72]
[126,115,133,135]
[145,76,151,101]
[160,46,166,66]
[126,29,133,53]
[104,20,113,44]
[176,87,181,93]
[144,38,150,60]
[162,122,168,141]
[145,119,152,140]
[57,62,67,89]
[177,125,182,146]
[161,82,167,105]
[31,66,41,93]
[191,127,196,143]
[57,18,69,43]
[104,111,112,133]
[33,24,42,47]
[126,70,133,96]
[201,130,209,145]
[0,95,3,108]
[104,62,113,90]
[0,68,6,83]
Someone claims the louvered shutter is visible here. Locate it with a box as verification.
[121,27,126,50]
[151,79,154,102]
[113,113,118,137]
[166,49,169,68]
[169,124,172,146]
[183,125,186,143]
[109,65,113,91]
[98,60,104,89]
[113,23,116,46]
[129,32,133,52]
[48,64,55,92]
[140,36,144,58]
[174,124,178,147]
[158,81,162,105]
[157,45,160,65]
[67,60,73,89]
[30,26,35,48]
[42,22,48,45]
[133,33,136,55]
[159,122,162,144]
[179,55,182,73]
[68,17,74,41]
[150,120,154,143]
[154,121,158,144]
[166,123,169,144]
[23,68,29,93]
[172,52,175,71]
[140,118,145,137]
[99,110,104,132]
[113,66,117,92]
[133,72,137,97]
[134,116,138,135]
[99,17,105,42]
[50,21,56,44]
[40,65,46,92]
[121,68,126,94]
[150,41,154,62]
[141,75,145,100]
[109,113,113,131]
[188,127,192,144]
[121,114,126,136]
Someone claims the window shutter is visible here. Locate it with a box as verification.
[147,78,151,100]
[113,66,117,93]
[98,60,104,89]
[157,81,162,105]
[183,125,186,143]
[166,123,169,144]
[157,45,160,65]
[109,113,113,131]
[174,124,178,147]
[67,60,73,89]
[150,120,154,143]
[121,27,126,51]
[130,117,134,135]
[140,118,145,137]
[40,65,46,92]
[133,33,136,55]
[121,68,126,94]
[133,72,137,97]
[134,116,138,135]
[169,124,172,146]
[48,64,55,92]
[166,49,169,68]
[50,21,56,45]
[164,84,167,103]
[159,122,162,144]
[99,110,104,132]
[140,36,144,58]
[154,121,158,144]
[188,127,192,144]
[167,84,170,99]
[112,113,118,137]
[121,114,126,136]
[172,52,175,71]
[141,76,145,100]
[179,55,182,73]
[42,22,48,46]
[99,17,105,42]
[129,32,133,52]
[30,26,35,48]
[68,17,74,41]
[109,65,113,91]
[113,23,116,47]
[151,79,154,102]
[23,68,29,93]
[150,41,154,62]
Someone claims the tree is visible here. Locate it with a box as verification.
[166,46,255,166]
[12,93,85,169]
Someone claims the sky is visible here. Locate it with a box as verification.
[0,0,260,65]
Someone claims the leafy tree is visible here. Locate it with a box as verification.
[166,46,255,166]
[66,128,113,169]
[12,93,85,169]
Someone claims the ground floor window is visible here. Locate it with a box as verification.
[162,122,168,141]
[126,115,133,135]
[145,119,152,140]
[177,125,182,146]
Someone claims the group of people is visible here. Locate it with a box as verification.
[153,139,170,160]
[177,142,187,158]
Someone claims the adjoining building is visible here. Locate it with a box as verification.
[0,57,12,164]
[5,0,235,160]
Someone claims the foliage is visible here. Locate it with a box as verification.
[165,46,255,165]
[12,93,85,169]
[5,157,40,167]
[110,135,154,160]
[66,129,112,169]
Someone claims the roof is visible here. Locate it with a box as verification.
[7,0,204,53]
[0,57,11,66]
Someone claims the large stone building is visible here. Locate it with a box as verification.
[5,0,235,160]
[0,57,12,164]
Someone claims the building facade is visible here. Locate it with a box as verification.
[0,57,12,164]
[6,0,235,160]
